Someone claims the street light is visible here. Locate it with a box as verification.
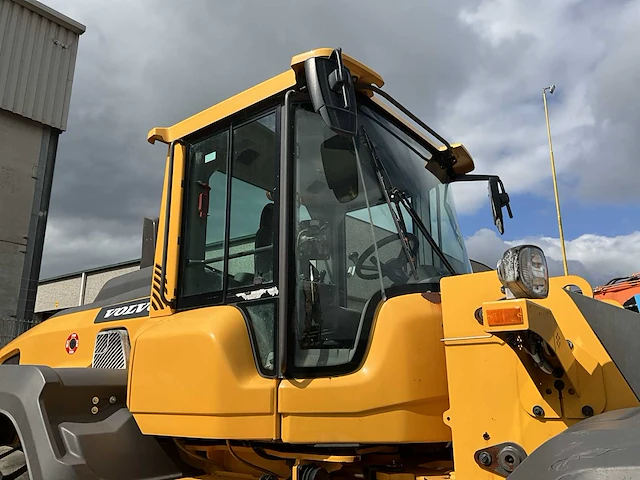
[542,84,569,276]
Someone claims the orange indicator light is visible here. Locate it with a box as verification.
[486,306,524,327]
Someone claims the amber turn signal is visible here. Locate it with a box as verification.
[486,306,524,327]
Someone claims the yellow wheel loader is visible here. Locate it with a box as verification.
[1,48,639,480]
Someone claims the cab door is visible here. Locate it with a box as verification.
[128,107,281,440]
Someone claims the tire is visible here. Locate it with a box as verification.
[0,445,28,479]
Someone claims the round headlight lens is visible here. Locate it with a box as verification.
[497,245,549,299]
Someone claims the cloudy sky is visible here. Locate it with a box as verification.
[40,0,640,288]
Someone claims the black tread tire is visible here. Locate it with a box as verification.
[0,446,29,479]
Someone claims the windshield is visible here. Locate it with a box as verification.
[290,100,471,374]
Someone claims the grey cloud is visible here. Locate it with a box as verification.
[465,228,640,288]
[40,0,487,277]
[39,0,640,278]
[439,0,640,213]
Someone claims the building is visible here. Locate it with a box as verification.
[0,0,85,324]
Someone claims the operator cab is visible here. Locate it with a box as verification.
[153,48,513,379]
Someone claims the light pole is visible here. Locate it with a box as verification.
[542,84,569,276]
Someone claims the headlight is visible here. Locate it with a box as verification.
[497,245,549,299]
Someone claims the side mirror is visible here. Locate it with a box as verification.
[304,48,358,137]
[449,174,514,234]
[488,177,513,235]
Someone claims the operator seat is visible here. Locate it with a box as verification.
[255,202,274,282]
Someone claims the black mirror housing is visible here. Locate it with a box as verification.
[488,177,513,235]
[450,174,513,235]
[305,48,358,137]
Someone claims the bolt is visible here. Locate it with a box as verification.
[109,396,117,404]
[483,432,491,441]
[92,396,99,405]
[545,388,553,395]
[582,405,594,417]
[498,445,522,472]
[533,405,545,417]
[568,388,576,395]
[479,452,492,466]
[91,406,99,415]
[567,340,574,349]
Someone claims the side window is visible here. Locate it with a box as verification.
[182,130,229,299]
[228,113,278,289]
[181,112,278,301]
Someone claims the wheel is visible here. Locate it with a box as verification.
[0,445,28,479]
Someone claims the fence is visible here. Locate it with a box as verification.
[0,318,40,349]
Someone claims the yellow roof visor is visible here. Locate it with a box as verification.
[147,48,385,145]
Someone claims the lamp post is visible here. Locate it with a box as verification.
[542,84,569,276]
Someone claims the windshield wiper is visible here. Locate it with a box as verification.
[390,188,456,276]
[361,127,457,277]
[361,129,419,280]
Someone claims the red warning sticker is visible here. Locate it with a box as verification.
[65,333,79,355]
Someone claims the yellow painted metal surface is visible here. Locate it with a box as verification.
[147,70,295,145]
[149,142,186,317]
[0,305,148,367]
[483,299,580,391]
[148,48,384,145]
[279,293,451,444]
[128,305,277,440]
[290,48,385,88]
[440,271,639,479]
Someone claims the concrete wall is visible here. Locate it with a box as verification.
[35,261,140,312]
[0,109,43,319]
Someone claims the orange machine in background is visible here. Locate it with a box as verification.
[594,272,640,312]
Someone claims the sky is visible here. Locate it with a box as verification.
[40,0,640,288]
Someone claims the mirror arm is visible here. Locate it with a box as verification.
[450,174,514,236]
[449,173,499,183]
[450,174,513,216]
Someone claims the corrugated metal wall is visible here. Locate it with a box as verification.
[0,0,85,131]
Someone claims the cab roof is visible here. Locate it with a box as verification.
[147,48,474,175]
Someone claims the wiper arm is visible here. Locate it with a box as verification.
[390,188,457,276]
[361,129,419,280]
[360,126,457,276]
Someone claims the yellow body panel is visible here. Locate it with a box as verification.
[149,142,186,317]
[441,271,639,479]
[128,305,277,440]
[147,70,296,145]
[0,305,148,367]
[289,48,385,88]
[279,293,451,444]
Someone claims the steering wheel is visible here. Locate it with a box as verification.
[354,233,419,284]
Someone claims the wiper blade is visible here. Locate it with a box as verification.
[361,128,419,280]
[360,126,457,277]
[390,188,457,276]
